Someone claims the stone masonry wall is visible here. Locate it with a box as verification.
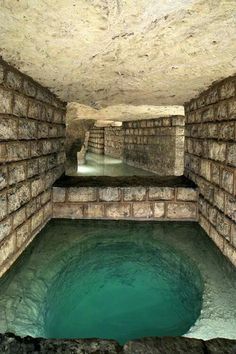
[185,75,236,267]
[88,127,104,154]
[0,58,66,277]
[53,186,197,221]
[123,116,185,176]
[104,127,124,159]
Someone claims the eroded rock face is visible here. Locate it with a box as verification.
[0,0,235,107]
[1,333,236,354]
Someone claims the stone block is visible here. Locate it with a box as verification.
[148,187,175,200]
[208,141,226,162]
[225,194,236,222]
[86,203,104,218]
[200,159,211,180]
[36,88,51,104]
[13,207,26,229]
[23,79,37,97]
[211,162,221,186]
[18,119,37,139]
[216,212,231,239]
[45,106,54,122]
[6,141,30,161]
[28,100,41,119]
[226,143,236,167]
[202,107,214,122]
[38,122,49,138]
[219,80,235,99]
[167,202,197,219]
[16,221,30,248]
[0,166,8,190]
[13,93,28,117]
[0,234,15,264]
[99,187,121,202]
[27,158,39,178]
[214,188,225,211]
[53,203,84,218]
[199,214,210,235]
[176,188,197,201]
[0,217,12,242]
[8,183,31,213]
[0,192,7,221]
[216,101,228,120]
[44,201,52,220]
[6,70,22,91]
[0,116,18,140]
[8,162,26,185]
[132,202,153,218]
[68,187,97,202]
[123,187,146,201]
[31,209,44,231]
[0,87,12,114]
[221,168,234,194]
[153,202,165,218]
[31,177,45,197]
[218,122,235,140]
[0,63,4,83]
[228,99,236,119]
[53,187,66,203]
[105,203,131,218]
[41,189,51,205]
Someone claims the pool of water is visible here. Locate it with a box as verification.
[66,152,156,176]
[0,220,236,344]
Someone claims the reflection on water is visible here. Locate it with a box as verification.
[66,153,156,176]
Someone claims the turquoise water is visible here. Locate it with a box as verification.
[0,220,236,343]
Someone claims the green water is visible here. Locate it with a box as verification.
[0,220,236,344]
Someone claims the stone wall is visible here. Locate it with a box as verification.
[185,75,236,267]
[104,127,124,159]
[123,116,185,176]
[0,58,66,277]
[53,185,197,221]
[88,127,104,154]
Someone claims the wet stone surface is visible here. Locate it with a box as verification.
[1,334,236,354]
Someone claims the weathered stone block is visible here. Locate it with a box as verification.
[0,192,7,221]
[208,141,226,162]
[53,203,84,218]
[216,101,228,120]
[0,63,4,83]
[200,159,211,180]
[123,187,146,201]
[219,122,235,140]
[220,80,235,99]
[211,162,221,186]
[153,202,165,218]
[0,217,12,242]
[38,122,49,138]
[0,87,12,113]
[133,202,153,218]
[86,203,104,218]
[0,116,18,140]
[53,187,66,203]
[99,187,121,202]
[31,209,44,231]
[6,141,30,161]
[31,177,45,197]
[225,194,236,222]
[13,207,26,229]
[28,100,41,119]
[228,99,236,119]
[45,106,54,122]
[68,187,97,202]
[8,162,26,185]
[6,70,22,91]
[221,168,234,194]
[214,188,225,211]
[41,189,51,205]
[177,188,197,201]
[105,203,131,218]
[16,221,30,248]
[27,158,39,178]
[18,119,37,139]
[44,201,52,220]
[13,93,28,117]
[23,79,37,97]
[0,166,8,190]
[0,234,15,264]
[8,183,31,213]
[148,187,175,200]
[216,212,231,239]
[167,202,196,219]
[226,143,236,167]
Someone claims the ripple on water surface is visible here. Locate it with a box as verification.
[0,220,235,344]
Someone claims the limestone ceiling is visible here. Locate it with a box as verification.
[0,0,236,108]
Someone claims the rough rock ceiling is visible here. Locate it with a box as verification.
[67,103,184,122]
[0,0,235,108]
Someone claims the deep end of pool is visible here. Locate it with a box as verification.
[0,220,236,344]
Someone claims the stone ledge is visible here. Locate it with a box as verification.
[1,333,236,354]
